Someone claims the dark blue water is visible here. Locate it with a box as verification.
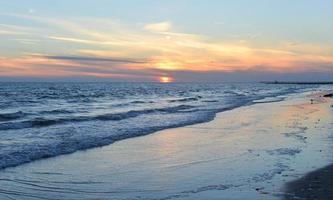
[0,82,317,169]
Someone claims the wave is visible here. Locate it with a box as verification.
[0,83,319,170]
[0,109,218,170]
[41,109,75,114]
[0,105,197,131]
[168,97,199,103]
[202,100,219,103]
[252,96,285,104]
[130,100,154,104]
[111,100,154,108]
[0,111,26,121]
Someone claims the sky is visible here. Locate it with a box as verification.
[0,0,333,82]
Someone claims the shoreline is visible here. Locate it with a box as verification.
[0,88,308,171]
[0,90,332,199]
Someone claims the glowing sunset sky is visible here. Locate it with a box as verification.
[1,0,333,82]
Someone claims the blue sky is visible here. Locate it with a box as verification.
[1,0,333,81]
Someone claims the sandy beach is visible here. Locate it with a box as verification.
[285,164,333,200]
[0,90,332,200]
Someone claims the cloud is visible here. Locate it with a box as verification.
[1,13,333,81]
[144,21,172,32]
[12,38,40,45]
[48,36,99,44]
[44,55,146,64]
[0,23,35,35]
[168,69,333,82]
[0,55,164,81]
[0,30,23,35]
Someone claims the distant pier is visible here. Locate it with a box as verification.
[261,81,333,85]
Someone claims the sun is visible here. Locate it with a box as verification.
[159,76,174,83]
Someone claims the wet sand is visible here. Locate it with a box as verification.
[0,91,332,200]
[284,94,333,200]
[285,164,333,200]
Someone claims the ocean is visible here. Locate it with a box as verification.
[0,82,318,169]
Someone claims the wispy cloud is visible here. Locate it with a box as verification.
[0,22,39,35]
[144,21,172,32]
[1,13,333,81]
[0,30,23,35]
[0,24,31,35]
[44,55,146,64]
[48,36,98,44]
[12,38,40,45]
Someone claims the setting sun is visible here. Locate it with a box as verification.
[159,76,174,83]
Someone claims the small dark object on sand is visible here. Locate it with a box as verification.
[323,93,333,97]
[310,99,314,104]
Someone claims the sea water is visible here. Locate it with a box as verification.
[0,82,317,169]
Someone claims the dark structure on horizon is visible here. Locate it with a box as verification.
[261,81,333,85]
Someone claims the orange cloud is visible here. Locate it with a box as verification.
[1,13,333,79]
